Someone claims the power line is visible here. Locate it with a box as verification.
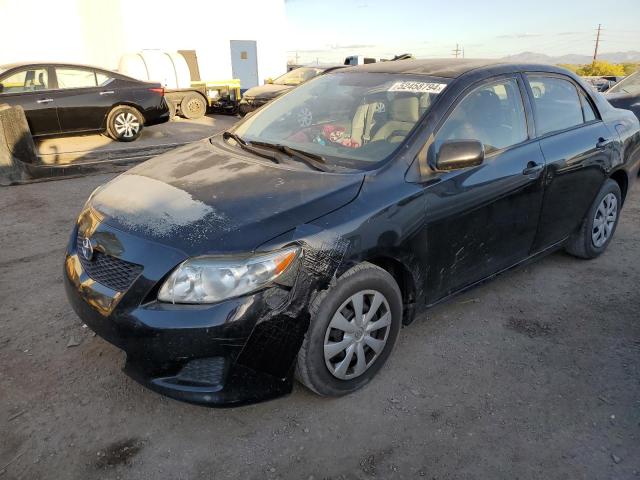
[452,43,462,58]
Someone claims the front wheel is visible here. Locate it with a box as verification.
[180,93,207,119]
[565,178,622,259]
[106,106,143,142]
[296,262,402,396]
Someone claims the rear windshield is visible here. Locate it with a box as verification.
[607,71,640,95]
[233,72,450,170]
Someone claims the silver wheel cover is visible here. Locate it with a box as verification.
[323,289,392,380]
[592,192,617,248]
[114,111,140,138]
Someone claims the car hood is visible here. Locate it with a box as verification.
[243,83,292,99]
[89,140,364,256]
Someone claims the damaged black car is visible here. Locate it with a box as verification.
[64,59,640,407]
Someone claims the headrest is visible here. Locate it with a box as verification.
[391,96,419,123]
[419,93,432,110]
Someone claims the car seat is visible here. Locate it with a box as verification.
[371,96,419,143]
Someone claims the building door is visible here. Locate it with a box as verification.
[230,40,259,91]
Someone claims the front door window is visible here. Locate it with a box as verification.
[0,68,49,94]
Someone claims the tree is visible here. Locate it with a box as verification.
[621,63,640,75]
[576,61,625,77]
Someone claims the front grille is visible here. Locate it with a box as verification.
[176,357,227,387]
[76,236,143,292]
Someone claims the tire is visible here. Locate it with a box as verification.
[106,106,143,142]
[565,178,622,259]
[296,262,402,397]
[166,99,177,120]
[180,92,207,119]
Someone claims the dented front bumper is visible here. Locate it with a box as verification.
[63,215,310,407]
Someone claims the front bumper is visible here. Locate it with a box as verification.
[238,97,270,115]
[63,216,305,407]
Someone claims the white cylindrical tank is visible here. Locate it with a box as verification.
[118,50,192,88]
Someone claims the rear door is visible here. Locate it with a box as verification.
[423,75,546,300]
[0,66,60,135]
[525,74,613,251]
[53,67,114,132]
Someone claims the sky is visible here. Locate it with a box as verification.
[284,0,640,64]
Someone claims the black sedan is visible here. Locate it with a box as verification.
[238,66,343,116]
[64,59,640,407]
[0,62,169,141]
[606,70,640,121]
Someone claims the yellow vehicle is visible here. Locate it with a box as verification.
[166,79,241,118]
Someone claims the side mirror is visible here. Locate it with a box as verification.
[264,78,273,85]
[434,139,484,171]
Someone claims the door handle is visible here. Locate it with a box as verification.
[99,90,114,95]
[596,137,613,149]
[36,98,53,104]
[522,161,544,176]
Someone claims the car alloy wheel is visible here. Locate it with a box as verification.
[114,111,140,139]
[297,107,313,127]
[592,192,617,247]
[323,289,391,380]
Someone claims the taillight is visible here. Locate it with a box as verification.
[149,87,164,96]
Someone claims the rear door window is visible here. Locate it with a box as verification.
[579,92,597,122]
[55,68,98,89]
[96,72,114,87]
[527,76,586,136]
[0,68,49,94]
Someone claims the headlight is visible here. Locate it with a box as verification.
[157,246,300,304]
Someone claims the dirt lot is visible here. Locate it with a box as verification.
[1,171,639,480]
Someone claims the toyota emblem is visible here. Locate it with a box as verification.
[79,237,94,261]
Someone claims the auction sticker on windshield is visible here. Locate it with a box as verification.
[388,81,447,93]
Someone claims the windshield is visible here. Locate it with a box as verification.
[233,72,449,170]
[273,67,324,86]
[607,71,640,95]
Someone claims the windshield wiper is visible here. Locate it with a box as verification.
[221,131,279,164]
[249,141,330,172]
[222,130,246,145]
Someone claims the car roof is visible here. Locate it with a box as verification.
[343,58,566,78]
[0,61,118,74]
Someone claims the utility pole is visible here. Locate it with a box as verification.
[452,43,462,58]
[593,24,602,64]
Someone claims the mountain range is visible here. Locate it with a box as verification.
[501,51,640,64]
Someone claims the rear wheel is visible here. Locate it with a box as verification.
[180,92,207,119]
[565,179,622,259]
[296,262,402,396]
[106,106,143,142]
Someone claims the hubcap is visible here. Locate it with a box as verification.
[323,290,391,380]
[114,112,140,138]
[592,192,617,248]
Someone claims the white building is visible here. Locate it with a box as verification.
[0,0,287,89]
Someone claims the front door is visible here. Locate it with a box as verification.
[525,74,612,251]
[423,75,546,301]
[0,66,60,135]
[230,40,259,91]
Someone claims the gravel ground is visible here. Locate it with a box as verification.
[1,172,639,480]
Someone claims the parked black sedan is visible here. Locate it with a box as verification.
[606,70,640,121]
[0,62,169,141]
[64,59,640,407]
[238,65,343,116]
